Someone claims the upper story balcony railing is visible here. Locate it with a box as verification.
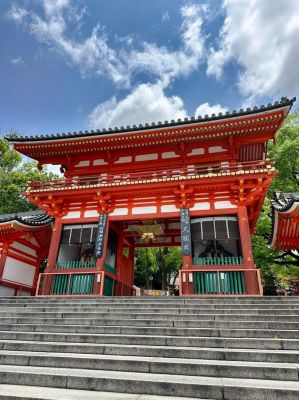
[28,160,274,193]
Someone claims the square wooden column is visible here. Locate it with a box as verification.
[0,241,9,280]
[238,206,254,268]
[46,219,63,273]
[238,205,262,295]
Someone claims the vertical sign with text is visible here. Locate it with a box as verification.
[180,208,192,256]
[94,213,108,259]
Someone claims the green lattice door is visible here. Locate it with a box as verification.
[193,271,245,294]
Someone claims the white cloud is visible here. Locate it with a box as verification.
[162,11,169,22]
[10,56,24,66]
[7,1,207,87]
[6,4,28,23]
[194,102,227,118]
[207,0,299,101]
[87,82,187,129]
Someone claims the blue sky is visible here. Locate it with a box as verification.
[0,0,298,137]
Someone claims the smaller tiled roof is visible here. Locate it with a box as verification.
[5,96,296,142]
[269,192,299,250]
[271,192,299,212]
[0,210,53,227]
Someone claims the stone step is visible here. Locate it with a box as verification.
[0,310,298,321]
[0,301,299,310]
[0,296,298,399]
[0,385,211,400]
[1,303,299,310]
[0,295,298,302]
[0,350,298,381]
[0,330,297,350]
[0,317,298,330]
[1,339,298,363]
[0,365,298,399]
[2,305,299,312]
[1,323,298,339]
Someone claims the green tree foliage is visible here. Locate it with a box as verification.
[134,247,182,289]
[0,137,58,214]
[252,110,299,287]
[0,139,21,172]
[134,248,157,289]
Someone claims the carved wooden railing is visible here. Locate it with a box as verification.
[28,160,272,192]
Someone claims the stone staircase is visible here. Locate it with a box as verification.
[0,296,298,400]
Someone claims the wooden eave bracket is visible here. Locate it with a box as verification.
[95,191,115,214]
[174,184,194,209]
[29,195,67,218]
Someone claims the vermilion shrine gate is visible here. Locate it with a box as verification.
[5,97,296,296]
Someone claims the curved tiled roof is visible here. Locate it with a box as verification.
[269,192,299,249]
[0,210,53,227]
[271,192,299,212]
[5,97,296,142]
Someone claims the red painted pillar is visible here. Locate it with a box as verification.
[0,241,9,282]
[42,219,63,295]
[238,206,254,267]
[46,218,63,272]
[238,206,262,295]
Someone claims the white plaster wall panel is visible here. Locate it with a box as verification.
[161,205,179,213]
[12,241,37,257]
[136,154,158,162]
[110,208,128,216]
[162,152,179,159]
[0,285,14,296]
[93,159,108,166]
[132,206,157,215]
[208,146,227,154]
[190,202,210,211]
[3,257,35,286]
[188,148,204,156]
[115,156,132,164]
[19,290,31,296]
[62,211,81,219]
[75,160,90,167]
[84,210,99,218]
[8,250,35,264]
[214,201,237,209]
